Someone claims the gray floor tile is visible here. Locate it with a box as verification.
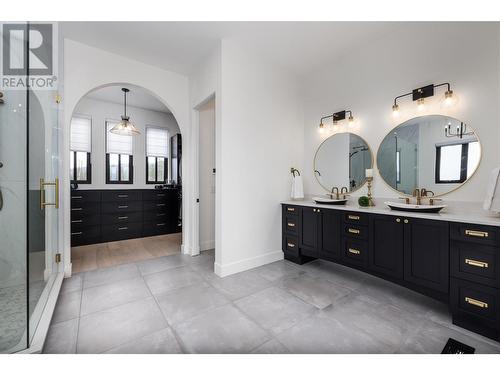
[302,260,369,290]
[81,277,151,316]
[43,318,79,354]
[83,263,140,289]
[203,270,272,300]
[77,297,167,353]
[156,282,229,325]
[235,286,317,335]
[144,266,203,295]
[52,290,81,324]
[60,275,83,295]
[251,338,290,354]
[104,327,182,354]
[319,292,423,347]
[251,260,304,283]
[276,314,393,353]
[136,254,190,276]
[173,304,269,353]
[398,320,500,354]
[279,274,352,309]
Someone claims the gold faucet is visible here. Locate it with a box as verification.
[340,187,349,199]
[421,188,434,198]
[412,188,421,205]
[330,187,339,200]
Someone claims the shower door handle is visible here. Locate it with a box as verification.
[40,178,59,209]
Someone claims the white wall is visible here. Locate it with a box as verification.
[302,23,500,202]
[216,38,304,276]
[62,39,191,275]
[73,97,180,189]
[198,99,216,251]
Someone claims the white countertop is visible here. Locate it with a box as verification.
[281,197,500,227]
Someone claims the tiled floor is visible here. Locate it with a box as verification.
[43,252,500,354]
[71,233,181,273]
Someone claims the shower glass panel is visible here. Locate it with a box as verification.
[0,22,60,353]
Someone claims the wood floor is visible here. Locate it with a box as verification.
[71,233,182,273]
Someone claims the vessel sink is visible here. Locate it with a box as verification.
[313,197,348,205]
[385,201,447,213]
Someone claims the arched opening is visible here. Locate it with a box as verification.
[67,83,183,273]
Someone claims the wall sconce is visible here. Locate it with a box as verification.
[319,110,355,132]
[392,82,455,116]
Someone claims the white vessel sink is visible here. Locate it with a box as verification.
[385,201,447,213]
[313,197,348,205]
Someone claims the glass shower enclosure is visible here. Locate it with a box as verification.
[0,22,60,353]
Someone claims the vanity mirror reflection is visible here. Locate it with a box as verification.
[314,132,373,193]
[377,115,481,196]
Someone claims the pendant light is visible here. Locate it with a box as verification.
[110,88,141,136]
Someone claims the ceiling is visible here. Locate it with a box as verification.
[85,84,171,113]
[60,22,402,77]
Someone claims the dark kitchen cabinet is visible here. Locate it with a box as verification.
[369,214,404,279]
[404,217,449,293]
[299,207,320,257]
[319,209,341,260]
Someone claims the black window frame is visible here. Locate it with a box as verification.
[435,142,470,184]
[106,153,134,184]
[70,150,92,184]
[146,156,168,184]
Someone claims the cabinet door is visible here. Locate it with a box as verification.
[300,207,318,256]
[369,214,404,279]
[319,209,341,259]
[404,218,449,293]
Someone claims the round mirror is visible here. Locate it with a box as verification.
[314,132,373,193]
[377,115,481,196]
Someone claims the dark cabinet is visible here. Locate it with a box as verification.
[299,207,319,257]
[369,214,404,279]
[319,209,341,259]
[404,218,449,293]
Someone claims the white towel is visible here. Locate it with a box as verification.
[291,175,304,200]
[483,167,500,212]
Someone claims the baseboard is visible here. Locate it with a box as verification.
[200,239,215,251]
[214,250,284,277]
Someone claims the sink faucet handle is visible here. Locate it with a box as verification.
[429,198,442,206]
[398,197,410,204]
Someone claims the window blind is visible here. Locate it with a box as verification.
[146,127,169,157]
[70,116,92,152]
[106,121,133,155]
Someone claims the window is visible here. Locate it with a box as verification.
[106,121,133,184]
[146,127,168,184]
[435,141,480,184]
[70,116,92,183]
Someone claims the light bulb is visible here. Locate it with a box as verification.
[348,115,355,126]
[443,89,457,108]
[417,98,425,111]
[318,122,325,133]
[332,121,339,131]
[392,104,399,117]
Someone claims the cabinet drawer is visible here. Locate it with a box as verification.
[142,220,176,237]
[102,222,143,242]
[143,201,174,212]
[71,190,101,203]
[70,202,100,215]
[143,210,173,221]
[142,189,177,201]
[71,225,101,246]
[70,214,100,227]
[343,211,368,226]
[343,223,368,240]
[283,205,299,216]
[102,212,143,225]
[450,278,500,330]
[285,215,298,235]
[101,190,141,202]
[341,238,368,267]
[283,235,299,257]
[102,201,142,214]
[451,241,500,288]
[451,223,500,247]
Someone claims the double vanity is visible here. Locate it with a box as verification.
[281,200,500,343]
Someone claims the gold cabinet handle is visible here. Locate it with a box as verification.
[287,223,296,227]
[465,230,489,238]
[287,243,295,248]
[348,248,360,255]
[348,228,360,234]
[396,218,401,223]
[287,207,295,212]
[465,297,488,309]
[465,259,489,268]
[40,178,59,209]
[348,214,360,220]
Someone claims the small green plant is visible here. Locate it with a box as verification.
[358,196,370,207]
